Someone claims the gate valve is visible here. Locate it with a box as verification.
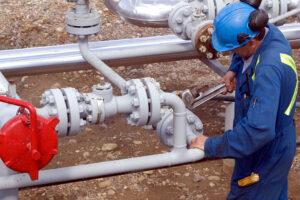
[0,96,59,181]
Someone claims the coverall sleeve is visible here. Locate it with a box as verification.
[204,65,281,158]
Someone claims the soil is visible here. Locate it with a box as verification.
[0,1,300,200]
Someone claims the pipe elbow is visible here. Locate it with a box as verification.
[104,0,181,27]
[162,92,186,113]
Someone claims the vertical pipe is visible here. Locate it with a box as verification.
[223,93,235,175]
[162,92,187,149]
[225,101,234,131]
[79,37,126,89]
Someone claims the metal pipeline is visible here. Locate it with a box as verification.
[79,37,126,89]
[104,0,181,27]
[0,35,197,77]
[162,92,187,149]
[0,148,204,190]
[0,23,300,77]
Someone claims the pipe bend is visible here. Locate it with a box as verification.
[162,92,186,114]
[104,0,181,27]
[79,37,126,89]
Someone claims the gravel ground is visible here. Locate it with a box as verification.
[0,1,300,200]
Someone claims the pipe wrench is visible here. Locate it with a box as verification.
[180,83,226,109]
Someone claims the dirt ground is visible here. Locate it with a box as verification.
[0,0,300,199]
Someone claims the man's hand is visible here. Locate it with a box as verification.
[189,135,208,151]
[221,71,236,95]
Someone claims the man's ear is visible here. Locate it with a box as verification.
[248,39,257,49]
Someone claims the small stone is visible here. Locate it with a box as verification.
[107,189,115,196]
[184,172,190,177]
[117,66,125,71]
[208,175,220,181]
[217,112,226,118]
[50,82,61,89]
[83,151,90,159]
[143,170,154,175]
[179,195,185,199]
[102,143,118,151]
[106,153,116,160]
[23,84,29,89]
[133,140,142,145]
[68,139,77,144]
[21,76,28,82]
[193,174,204,182]
[56,27,63,33]
[196,194,203,199]
[142,125,154,130]
[209,182,215,187]
[203,168,209,172]
[98,180,112,188]
[138,176,145,182]
[85,127,92,132]
[174,172,181,176]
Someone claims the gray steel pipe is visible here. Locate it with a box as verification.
[0,24,300,77]
[0,35,197,77]
[0,149,204,190]
[79,37,126,89]
[104,0,181,27]
[162,92,187,149]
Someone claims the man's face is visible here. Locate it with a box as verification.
[232,41,255,59]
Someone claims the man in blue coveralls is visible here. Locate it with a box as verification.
[190,0,297,199]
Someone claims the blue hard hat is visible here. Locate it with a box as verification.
[212,2,259,52]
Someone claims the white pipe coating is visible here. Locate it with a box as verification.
[79,37,126,89]
[162,92,187,149]
[0,149,204,190]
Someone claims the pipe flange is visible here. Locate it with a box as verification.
[82,93,104,125]
[156,109,203,149]
[61,88,85,135]
[141,77,162,125]
[40,89,68,136]
[124,79,149,126]
[66,9,100,36]
[168,2,191,40]
[192,21,222,59]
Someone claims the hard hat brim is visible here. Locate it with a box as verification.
[212,32,239,52]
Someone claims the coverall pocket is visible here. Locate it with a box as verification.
[246,97,261,125]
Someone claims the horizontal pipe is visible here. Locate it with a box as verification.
[0,23,299,77]
[0,149,204,190]
[0,35,197,77]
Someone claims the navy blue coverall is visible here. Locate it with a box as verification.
[204,24,297,200]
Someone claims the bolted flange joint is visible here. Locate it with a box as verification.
[65,1,100,37]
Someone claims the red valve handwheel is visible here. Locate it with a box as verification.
[0,96,59,180]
